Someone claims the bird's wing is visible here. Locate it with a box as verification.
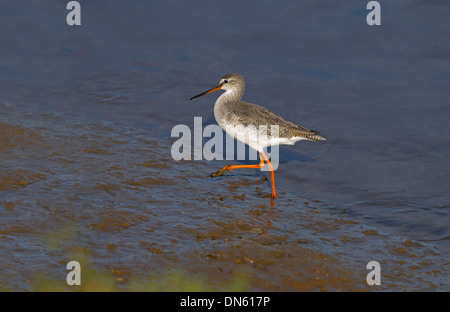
[224,101,325,141]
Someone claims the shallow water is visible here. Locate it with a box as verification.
[0,1,449,291]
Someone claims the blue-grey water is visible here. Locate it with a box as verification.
[0,1,448,291]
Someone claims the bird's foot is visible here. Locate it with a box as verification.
[209,165,232,178]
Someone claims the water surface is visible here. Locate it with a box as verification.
[0,0,449,291]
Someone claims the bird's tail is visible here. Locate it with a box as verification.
[305,131,326,142]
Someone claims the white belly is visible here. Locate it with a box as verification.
[220,123,306,152]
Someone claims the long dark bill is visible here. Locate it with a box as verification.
[189,84,222,100]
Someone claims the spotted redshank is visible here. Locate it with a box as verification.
[190,73,326,198]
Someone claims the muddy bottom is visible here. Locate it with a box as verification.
[0,102,447,291]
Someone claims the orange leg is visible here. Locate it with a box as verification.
[209,151,278,199]
[260,151,278,198]
[209,155,264,177]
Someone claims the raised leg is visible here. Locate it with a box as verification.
[209,155,264,177]
[209,151,278,199]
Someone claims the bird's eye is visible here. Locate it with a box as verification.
[223,80,228,83]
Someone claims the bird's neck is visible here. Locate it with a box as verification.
[216,89,242,105]
[214,90,240,123]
